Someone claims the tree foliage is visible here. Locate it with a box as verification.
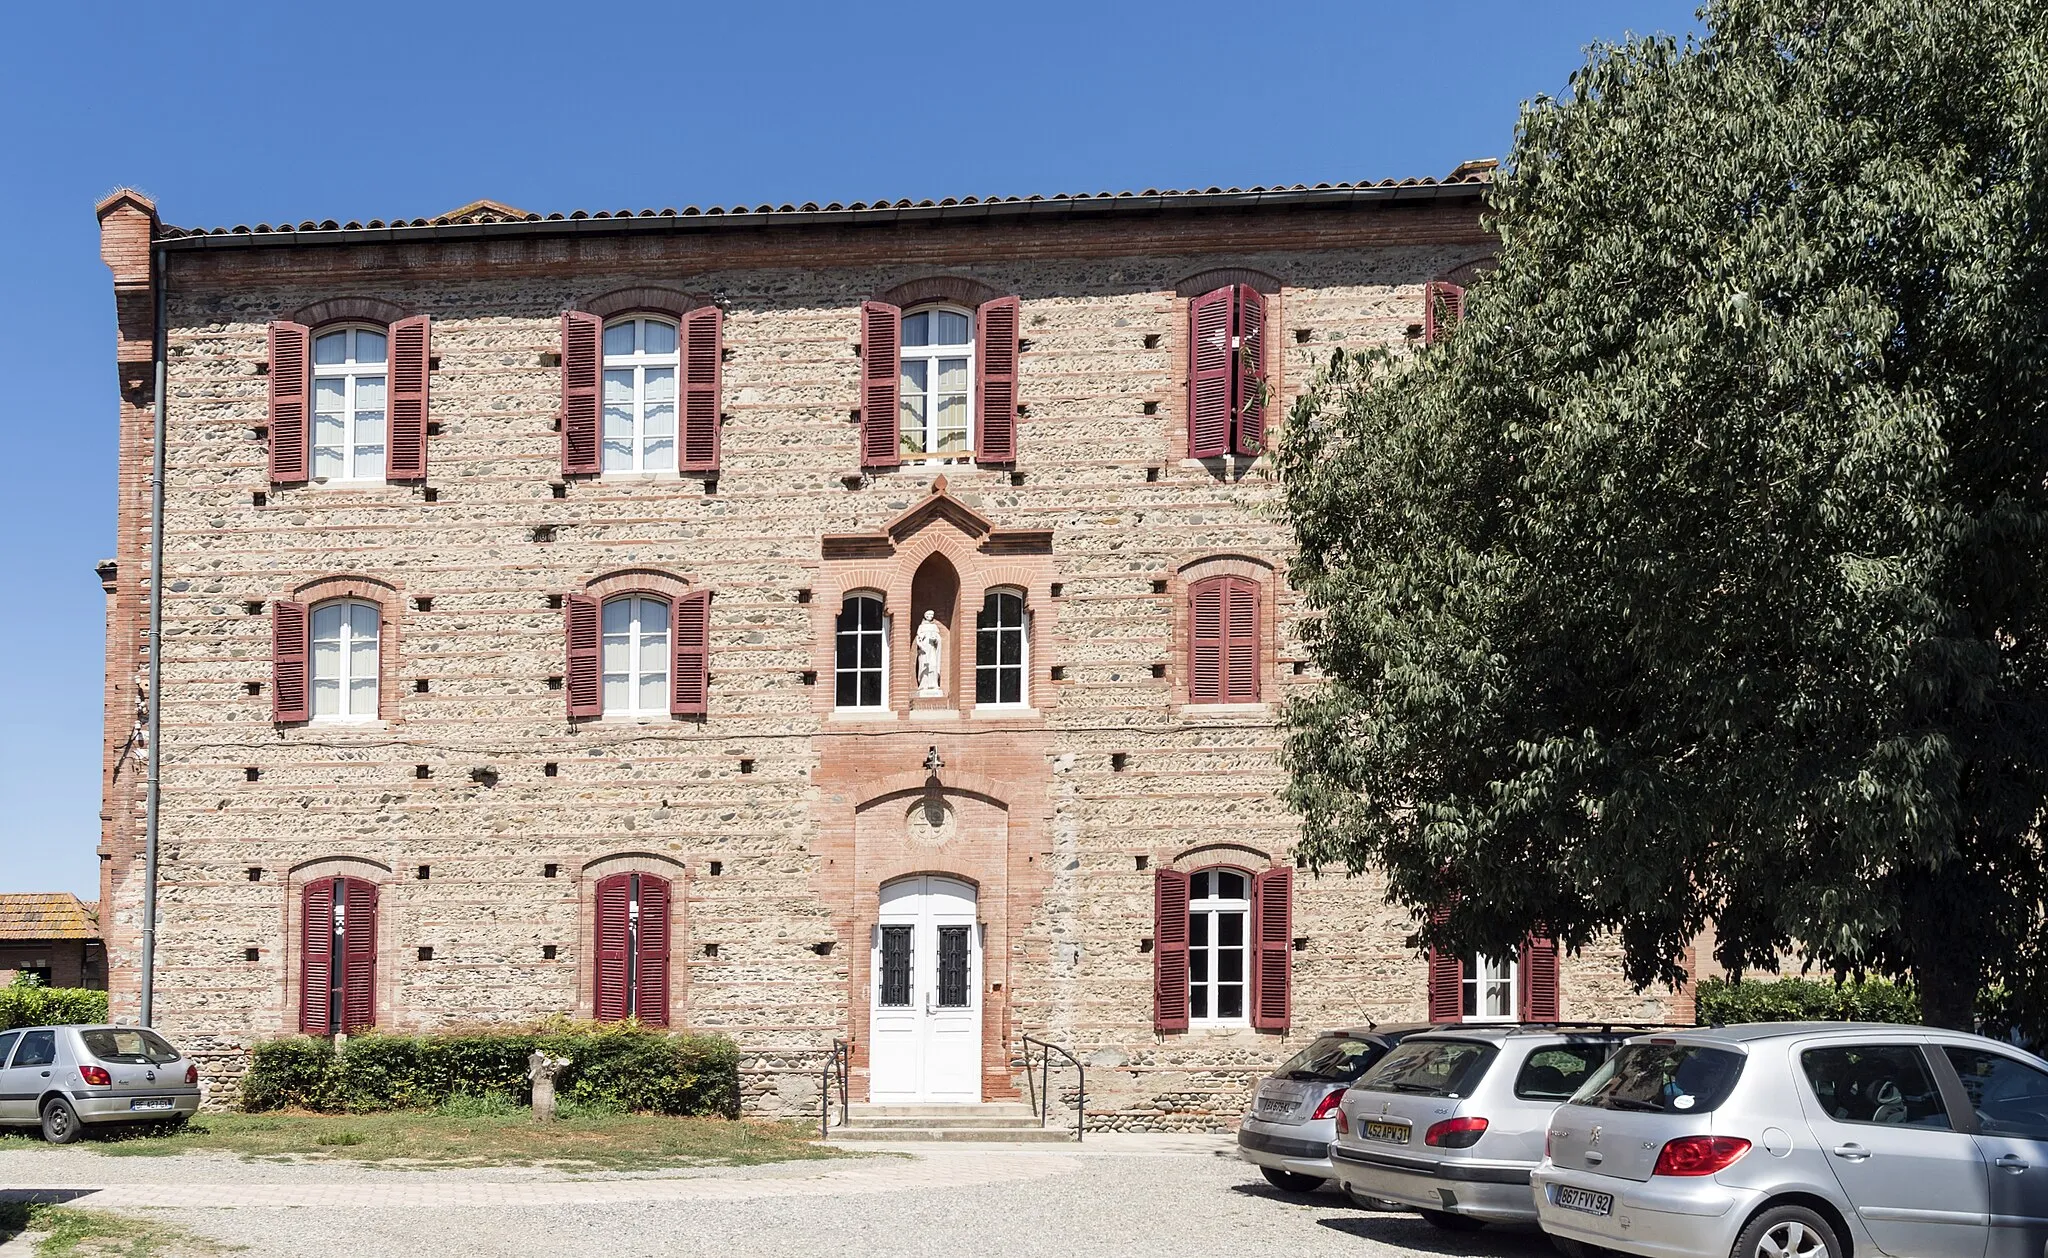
[1278,0,2048,1031]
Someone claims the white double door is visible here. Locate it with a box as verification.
[870,875,982,1103]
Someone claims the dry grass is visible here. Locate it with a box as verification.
[0,1202,235,1257]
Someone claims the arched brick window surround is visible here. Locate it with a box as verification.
[583,567,696,603]
[576,287,715,321]
[1437,256,1497,288]
[290,296,418,328]
[874,275,1006,310]
[577,852,688,1024]
[291,574,402,722]
[1168,554,1278,712]
[280,856,393,1035]
[1173,268,1282,298]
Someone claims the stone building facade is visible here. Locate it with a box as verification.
[95,172,1689,1127]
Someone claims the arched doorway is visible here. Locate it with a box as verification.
[870,874,981,1102]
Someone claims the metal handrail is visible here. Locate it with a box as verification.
[1020,1034,1085,1143]
[819,1038,851,1139]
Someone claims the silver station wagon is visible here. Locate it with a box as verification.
[1237,1023,1434,1194]
[0,1024,201,1143]
[1535,1022,2048,1258]
[1329,1025,1641,1230]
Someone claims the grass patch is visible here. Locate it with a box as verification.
[0,1201,233,1256]
[87,1110,835,1172]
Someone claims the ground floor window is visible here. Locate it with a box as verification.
[1188,868,1249,1026]
[594,871,671,1024]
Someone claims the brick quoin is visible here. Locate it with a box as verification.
[96,176,1689,1128]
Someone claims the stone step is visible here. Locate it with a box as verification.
[848,1103,1037,1119]
[840,1114,1044,1129]
[826,1124,1079,1143]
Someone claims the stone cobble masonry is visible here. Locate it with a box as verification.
[96,183,1691,1126]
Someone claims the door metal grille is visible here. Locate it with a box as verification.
[879,925,913,1006]
[937,925,971,1007]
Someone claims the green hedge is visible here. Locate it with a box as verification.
[0,984,109,1031]
[1695,977,1920,1025]
[241,1021,741,1116]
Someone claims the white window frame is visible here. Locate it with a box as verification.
[1188,867,1251,1028]
[973,589,1030,711]
[601,316,681,475]
[310,325,389,484]
[898,305,975,464]
[1464,952,1520,1023]
[834,594,891,712]
[601,595,671,719]
[309,599,379,723]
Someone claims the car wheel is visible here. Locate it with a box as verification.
[40,1098,84,1145]
[1259,1167,1326,1193]
[1346,1188,1403,1211]
[1731,1205,1840,1258]
[1418,1208,1485,1231]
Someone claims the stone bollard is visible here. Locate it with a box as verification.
[528,1051,571,1122]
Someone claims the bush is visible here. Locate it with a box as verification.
[241,1021,740,1117]
[0,981,109,1031]
[1695,976,1921,1026]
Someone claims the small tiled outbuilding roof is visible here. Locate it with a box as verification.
[0,894,100,942]
[148,162,1499,244]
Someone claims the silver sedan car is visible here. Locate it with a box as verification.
[1534,1022,2048,1258]
[0,1024,201,1143]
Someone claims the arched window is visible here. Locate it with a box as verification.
[594,871,671,1025]
[1189,868,1250,1026]
[602,317,679,473]
[899,306,974,462]
[300,875,377,1034]
[835,595,889,710]
[311,325,388,482]
[974,589,1028,707]
[310,600,379,721]
[602,595,670,717]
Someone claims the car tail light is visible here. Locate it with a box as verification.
[185,1064,199,1085]
[1311,1091,1344,1121]
[79,1065,111,1087]
[1545,1127,1555,1159]
[1654,1135,1752,1176]
[1334,1108,1349,1135]
[1424,1116,1490,1148]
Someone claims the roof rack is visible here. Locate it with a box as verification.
[1502,1022,1684,1036]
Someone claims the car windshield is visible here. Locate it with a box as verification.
[80,1028,182,1065]
[1276,1036,1388,1083]
[1572,1042,1745,1114]
[1356,1039,1497,1098]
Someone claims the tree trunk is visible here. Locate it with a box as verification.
[1904,859,1984,1031]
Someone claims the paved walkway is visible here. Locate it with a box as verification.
[0,1135,1557,1257]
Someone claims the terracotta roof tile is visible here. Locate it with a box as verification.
[0,894,100,942]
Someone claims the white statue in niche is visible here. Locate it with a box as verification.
[914,610,945,697]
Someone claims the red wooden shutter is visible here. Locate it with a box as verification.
[1233,285,1267,456]
[635,874,671,1025]
[681,305,722,472]
[272,600,311,723]
[1427,948,1464,1022]
[1223,576,1261,703]
[267,321,311,482]
[560,311,603,475]
[671,590,710,716]
[340,877,376,1033]
[1153,867,1191,1033]
[1188,578,1224,703]
[974,296,1020,463]
[1423,281,1466,346]
[299,877,335,1034]
[565,595,602,718]
[1520,934,1560,1022]
[1250,866,1293,1031]
[860,302,902,468]
[1187,287,1234,459]
[593,873,631,1022]
[386,315,430,480]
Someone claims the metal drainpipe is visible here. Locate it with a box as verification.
[139,244,168,1026]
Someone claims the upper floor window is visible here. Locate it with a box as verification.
[835,595,889,710]
[310,600,379,721]
[900,307,973,462]
[1464,953,1518,1022]
[602,595,670,717]
[311,326,387,482]
[1188,574,1261,704]
[975,589,1027,707]
[1189,868,1249,1026]
[602,317,679,473]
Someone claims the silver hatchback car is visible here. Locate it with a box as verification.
[1534,1022,2048,1258]
[1328,1025,1641,1230]
[0,1024,201,1143]
[1237,1023,1435,1194]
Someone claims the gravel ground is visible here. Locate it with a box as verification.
[0,1137,1559,1258]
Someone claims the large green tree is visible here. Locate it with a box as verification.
[1278,0,2048,1031]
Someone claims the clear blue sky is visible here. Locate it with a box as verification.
[0,1,1699,897]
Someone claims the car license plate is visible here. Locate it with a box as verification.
[1363,1120,1409,1144]
[1556,1186,1614,1216]
[1257,1098,1294,1117]
[129,1098,175,1112]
